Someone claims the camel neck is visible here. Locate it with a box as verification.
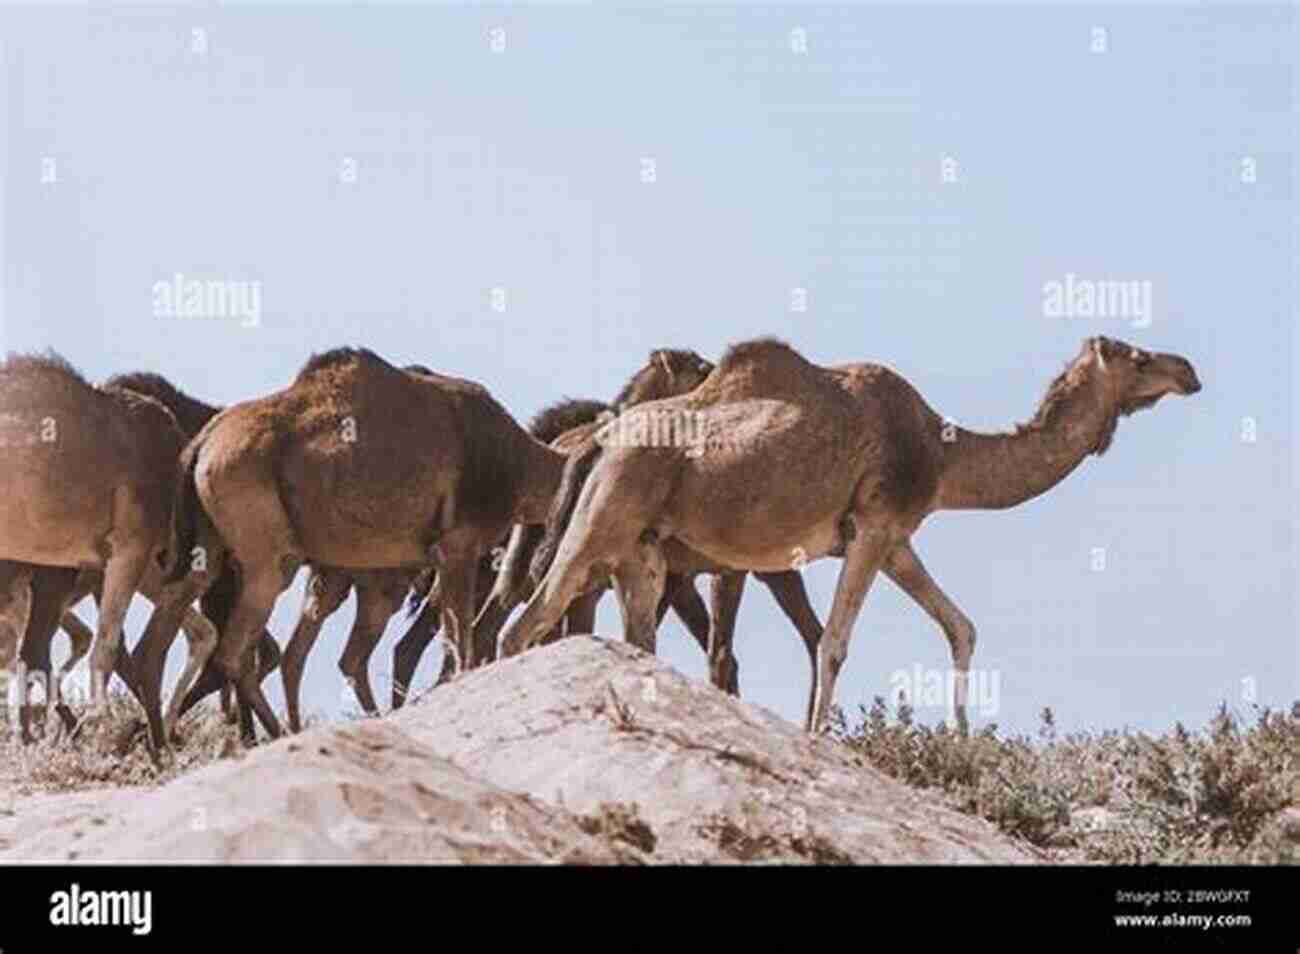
[933,377,1117,511]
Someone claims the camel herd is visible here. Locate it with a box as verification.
[0,335,1200,757]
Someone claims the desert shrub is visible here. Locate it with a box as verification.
[835,698,1299,864]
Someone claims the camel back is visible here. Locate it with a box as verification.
[612,349,713,409]
[104,371,220,440]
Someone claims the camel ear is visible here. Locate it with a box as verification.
[654,349,675,380]
[1092,337,1108,372]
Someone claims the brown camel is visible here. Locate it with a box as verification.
[0,355,185,730]
[283,397,604,730]
[281,351,717,726]
[1,371,281,748]
[391,350,725,706]
[151,347,577,741]
[268,364,442,735]
[503,335,1201,732]
[469,362,828,721]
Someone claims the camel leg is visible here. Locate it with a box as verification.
[29,568,90,739]
[55,611,94,703]
[611,539,668,655]
[471,524,537,658]
[256,630,282,681]
[753,570,824,729]
[705,572,745,695]
[282,569,351,733]
[437,533,483,676]
[0,565,32,666]
[664,572,714,657]
[210,564,292,740]
[231,640,262,745]
[540,581,601,647]
[129,574,207,754]
[338,578,405,717]
[500,463,672,657]
[229,631,281,735]
[883,542,976,734]
[87,543,152,706]
[501,556,600,658]
[170,560,239,726]
[394,589,441,704]
[163,605,221,739]
[809,522,891,734]
[561,589,602,637]
[0,565,34,739]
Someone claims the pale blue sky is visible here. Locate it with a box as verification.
[2,2,1295,736]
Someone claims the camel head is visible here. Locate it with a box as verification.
[614,348,715,410]
[1085,335,1201,417]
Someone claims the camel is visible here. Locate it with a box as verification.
[0,355,185,737]
[266,364,437,735]
[149,347,580,741]
[283,402,597,731]
[281,351,717,728]
[502,335,1201,732]
[0,371,281,748]
[390,350,729,705]
[466,364,828,721]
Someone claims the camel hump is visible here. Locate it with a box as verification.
[715,337,811,373]
[0,350,92,386]
[528,398,610,445]
[104,371,220,439]
[294,346,396,383]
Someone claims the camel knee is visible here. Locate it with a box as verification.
[819,641,848,680]
[183,614,219,658]
[304,572,348,621]
[946,612,976,666]
[337,651,366,684]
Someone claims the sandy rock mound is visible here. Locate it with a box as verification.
[0,717,638,863]
[2,636,1040,864]
[393,636,1041,863]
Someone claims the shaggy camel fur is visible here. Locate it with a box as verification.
[506,335,1201,732]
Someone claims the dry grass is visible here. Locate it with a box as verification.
[696,810,854,864]
[0,691,247,795]
[830,698,1300,864]
[576,801,657,855]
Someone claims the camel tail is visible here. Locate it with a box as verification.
[162,445,202,584]
[530,438,602,584]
